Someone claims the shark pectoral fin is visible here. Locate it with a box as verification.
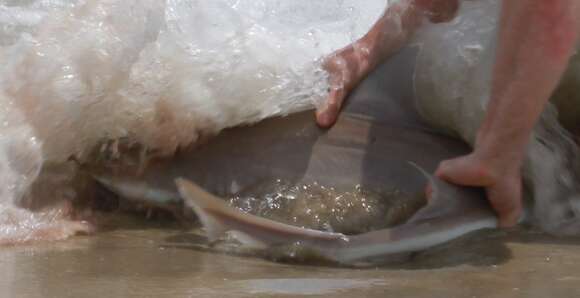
[94,175,181,206]
[175,178,348,251]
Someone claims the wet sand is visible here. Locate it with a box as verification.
[2,220,580,298]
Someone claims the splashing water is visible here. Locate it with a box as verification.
[0,0,387,243]
[228,179,424,235]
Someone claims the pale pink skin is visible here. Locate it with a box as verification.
[316,0,580,227]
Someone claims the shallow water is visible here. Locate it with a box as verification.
[227,180,424,235]
[3,223,580,298]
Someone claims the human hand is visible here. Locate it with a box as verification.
[434,151,524,227]
[316,44,372,127]
[315,0,434,127]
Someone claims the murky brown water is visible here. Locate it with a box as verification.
[2,218,580,298]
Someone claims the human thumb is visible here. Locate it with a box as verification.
[435,154,494,187]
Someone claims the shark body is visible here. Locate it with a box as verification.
[96,48,498,263]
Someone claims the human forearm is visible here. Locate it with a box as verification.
[353,0,458,78]
[476,0,580,162]
[436,1,580,226]
[317,0,459,126]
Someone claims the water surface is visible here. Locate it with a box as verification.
[3,221,580,298]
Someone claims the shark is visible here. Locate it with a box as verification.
[95,48,498,264]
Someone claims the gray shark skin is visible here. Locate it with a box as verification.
[96,48,498,262]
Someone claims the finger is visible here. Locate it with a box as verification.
[486,178,523,227]
[316,88,345,127]
[435,156,494,187]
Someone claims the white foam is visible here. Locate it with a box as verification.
[0,0,387,242]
